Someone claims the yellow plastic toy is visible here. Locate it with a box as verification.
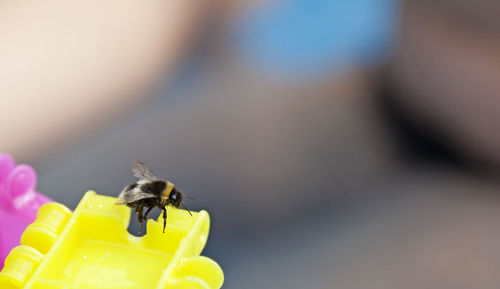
[0,191,224,289]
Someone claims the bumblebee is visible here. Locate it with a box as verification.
[116,161,192,233]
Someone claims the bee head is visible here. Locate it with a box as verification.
[168,188,182,208]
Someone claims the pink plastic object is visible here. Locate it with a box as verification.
[0,154,52,270]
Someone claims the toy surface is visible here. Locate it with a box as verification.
[0,191,224,289]
[0,154,53,271]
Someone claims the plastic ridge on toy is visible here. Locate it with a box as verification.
[0,153,53,271]
[0,190,224,289]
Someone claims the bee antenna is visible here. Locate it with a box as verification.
[185,195,196,201]
[182,202,193,216]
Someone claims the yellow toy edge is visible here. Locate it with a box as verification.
[22,191,97,288]
[4,190,224,289]
[157,210,208,288]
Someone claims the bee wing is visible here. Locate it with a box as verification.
[116,190,155,205]
[132,160,158,181]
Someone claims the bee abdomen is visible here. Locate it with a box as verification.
[125,183,138,191]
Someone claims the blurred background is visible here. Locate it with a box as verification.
[2,0,500,288]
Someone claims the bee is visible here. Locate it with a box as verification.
[116,161,192,233]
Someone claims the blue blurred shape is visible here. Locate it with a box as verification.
[236,0,399,77]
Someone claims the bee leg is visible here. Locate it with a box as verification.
[162,207,167,233]
[143,207,153,223]
[135,206,144,234]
